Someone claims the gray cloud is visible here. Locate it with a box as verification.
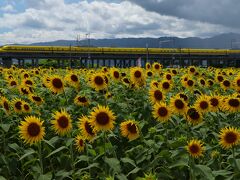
[126,0,240,28]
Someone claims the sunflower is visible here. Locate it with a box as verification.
[90,72,107,91]
[8,79,18,88]
[160,80,172,93]
[233,75,240,91]
[215,74,224,83]
[209,95,222,112]
[184,79,195,89]
[188,66,196,74]
[74,95,89,106]
[19,116,45,145]
[186,139,204,158]
[198,78,206,87]
[164,73,172,81]
[152,62,161,72]
[1,97,11,114]
[75,134,85,152]
[185,107,203,125]
[170,96,187,115]
[65,73,80,88]
[194,95,210,113]
[29,94,44,106]
[149,87,164,104]
[22,78,34,87]
[22,102,31,113]
[222,97,240,113]
[89,105,116,132]
[177,93,189,102]
[122,77,131,86]
[150,80,159,88]
[48,75,64,94]
[145,62,151,69]
[207,79,214,87]
[110,68,121,81]
[220,79,232,91]
[120,120,140,141]
[130,67,145,85]
[12,98,23,113]
[146,70,153,77]
[152,102,172,123]
[78,116,96,140]
[18,85,32,95]
[51,109,72,136]
[219,127,240,149]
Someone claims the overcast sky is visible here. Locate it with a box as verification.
[0,0,239,45]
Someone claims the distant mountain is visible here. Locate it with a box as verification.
[30,33,240,49]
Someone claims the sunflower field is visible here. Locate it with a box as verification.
[0,63,240,180]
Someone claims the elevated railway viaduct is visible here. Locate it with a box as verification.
[0,45,240,68]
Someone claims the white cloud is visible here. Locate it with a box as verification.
[0,0,238,45]
[1,4,15,12]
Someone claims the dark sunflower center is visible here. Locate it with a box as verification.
[158,107,168,117]
[208,80,214,86]
[52,78,63,89]
[200,101,208,109]
[154,90,163,101]
[184,77,188,81]
[217,76,223,82]
[35,70,39,74]
[147,64,150,69]
[94,76,104,85]
[155,64,160,69]
[200,80,205,85]
[127,123,137,134]
[78,96,87,103]
[24,104,30,110]
[223,80,230,87]
[153,82,158,87]
[175,99,184,109]
[147,71,153,76]
[172,70,177,74]
[21,88,29,95]
[228,99,240,107]
[71,75,78,82]
[96,112,110,125]
[32,96,41,102]
[224,132,237,144]
[188,108,200,120]
[210,98,219,107]
[84,121,95,135]
[134,71,142,78]
[237,79,240,86]
[166,74,172,80]
[187,80,194,86]
[15,101,22,110]
[113,71,120,78]
[180,94,188,101]
[57,116,69,128]
[3,102,9,110]
[189,144,200,154]
[121,72,126,77]
[10,81,17,86]
[190,68,195,73]
[27,123,40,137]
[25,80,33,85]
[123,78,130,84]
[79,139,84,146]
[24,74,29,78]
[162,82,170,89]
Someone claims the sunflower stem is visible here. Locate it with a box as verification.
[63,89,68,106]
[38,141,43,175]
[189,156,195,180]
[232,147,240,177]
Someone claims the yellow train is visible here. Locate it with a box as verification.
[1,45,240,55]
